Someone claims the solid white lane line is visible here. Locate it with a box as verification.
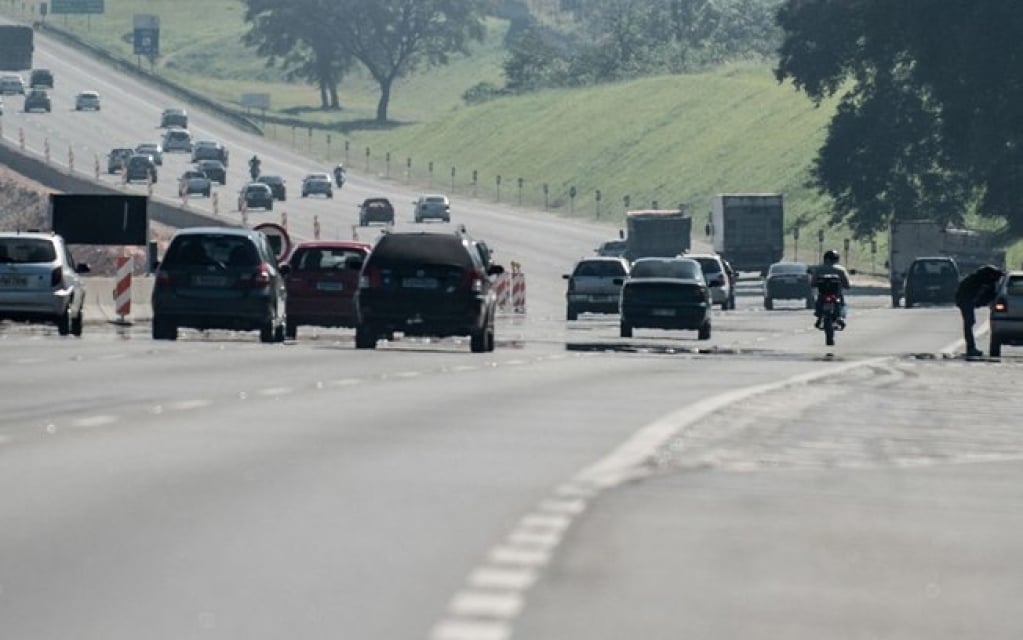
[430,619,510,640]
[449,591,523,619]
[537,498,587,516]
[507,529,562,549]
[519,513,571,532]
[393,371,423,379]
[468,567,537,591]
[327,378,362,387]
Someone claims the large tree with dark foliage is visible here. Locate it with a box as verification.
[775,1,1023,238]
[241,0,350,110]
[335,0,490,123]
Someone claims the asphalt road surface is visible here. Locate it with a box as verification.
[1,24,1021,640]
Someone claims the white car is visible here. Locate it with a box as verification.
[0,231,90,335]
[135,142,163,166]
[686,253,735,310]
[0,96,4,116]
[162,127,193,152]
[0,74,25,95]
[74,90,101,111]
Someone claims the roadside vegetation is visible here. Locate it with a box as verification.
[5,0,1020,268]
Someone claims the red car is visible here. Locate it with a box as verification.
[283,241,371,339]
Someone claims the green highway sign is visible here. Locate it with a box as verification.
[51,0,105,14]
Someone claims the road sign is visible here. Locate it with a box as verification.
[133,15,160,56]
[50,195,148,246]
[253,222,291,262]
[51,0,104,14]
[241,93,271,110]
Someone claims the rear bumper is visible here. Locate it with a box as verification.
[567,293,620,314]
[288,298,357,328]
[153,292,275,330]
[767,283,812,299]
[0,289,76,319]
[621,303,708,330]
[357,294,488,337]
[992,317,1023,343]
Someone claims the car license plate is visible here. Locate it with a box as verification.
[316,281,344,291]
[193,275,229,287]
[651,308,676,317]
[0,275,28,287]
[402,277,438,289]
[822,302,835,312]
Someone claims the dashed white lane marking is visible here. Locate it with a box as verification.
[433,356,895,638]
[13,357,44,365]
[449,591,524,619]
[393,371,423,379]
[430,619,510,640]
[488,546,550,568]
[99,353,127,361]
[451,365,479,373]
[71,415,119,428]
[167,399,212,411]
[468,567,537,591]
[327,378,362,387]
[258,386,294,397]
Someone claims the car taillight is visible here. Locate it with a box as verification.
[50,267,63,288]
[993,298,1008,313]
[251,263,272,288]
[155,271,173,287]
[461,269,484,293]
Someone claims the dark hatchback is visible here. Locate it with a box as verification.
[358,197,396,226]
[124,154,157,183]
[283,241,371,339]
[257,174,287,200]
[764,260,814,309]
[620,257,711,339]
[151,228,287,342]
[902,257,960,307]
[196,159,227,185]
[354,231,504,352]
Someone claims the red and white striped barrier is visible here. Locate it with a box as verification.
[493,273,511,309]
[113,256,132,320]
[511,272,527,313]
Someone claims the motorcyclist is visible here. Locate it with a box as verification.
[333,163,346,188]
[812,249,851,329]
[248,154,261,180]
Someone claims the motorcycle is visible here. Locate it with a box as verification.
[248,158,261,181]
[333,167,346,189]
[815,273,845,346]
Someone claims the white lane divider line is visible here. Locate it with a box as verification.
[327,378,362,388]
[432,356,894,639]
[392,371,423,379]
[167,399,213,411]
[448,591,524,619]
[71,415,119,428]
[257,386,294,397]
[468,567,537,591]
[430,619,510,640]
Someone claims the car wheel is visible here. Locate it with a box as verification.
[764,297,773,310]
[805,295,814,309]
[470,326,488,353]
[152,316,177,340]
[485,323,496,352]
[990,335,1002,358]
[285,320,297,340]
[268,202,274,211]
[259,318,275,343]
[444,216,450,223]
[415,216,421,223]
[891,294,901,308]
[273,322,286,343]
[698,320,712,341]
[56,309,71,336]
[359,217,366,227]
[70,311,83,337]
[355,325,377,349]
[904,297,915,309]
[302,192,308,198]
[566,306,578,321]
[620,322,633,338]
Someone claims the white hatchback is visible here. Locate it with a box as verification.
[74,90,101,111]
[0,232,90,335]
[686,253,735,310]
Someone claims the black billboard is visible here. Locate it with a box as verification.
[50,195,149,246]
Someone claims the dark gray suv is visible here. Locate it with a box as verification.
[354,231,503,352]
[152,228,287,342]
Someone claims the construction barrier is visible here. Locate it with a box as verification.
[113,256,132,320]
[493,272,511,309]
[94,154,100,179]
[68,146,74,173]
[18,128,24,151]
[494,262,526,315]
[212,192,219,215]
[281,210,288,230]
[44,138,50,162]
[511,272,527,313]
[313,215,321,239]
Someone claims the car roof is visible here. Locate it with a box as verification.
[245,182,272,189]
[163,108,186,114]
[170,227,258,239]
[198,159,224,165]
[257,174,283,181]
[362,197,392,204]
[77,90,98,95]
[370,232,475,266]
[305,173,330,179]
[576,256,628,264]
[293,240,371,251]
[0,230,59,240]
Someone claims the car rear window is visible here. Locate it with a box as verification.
[1006,276,1023,295]
[292,247,367,271]
[0,238,57,264]
[425,197,446,204]
[573,260,626,277]
[911,260,957,277]
[368,234,473,269]
[693,258,722,274]
[163,235,260,268]
[631,259,700,280]
[770,263,807,275]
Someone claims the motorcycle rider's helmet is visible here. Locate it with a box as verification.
[823,249,840,264]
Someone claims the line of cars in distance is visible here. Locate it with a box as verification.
[0,68,102,114]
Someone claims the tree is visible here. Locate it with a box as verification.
[335,0,491,123]
[776,1,1023,237]
[242,0,350,110]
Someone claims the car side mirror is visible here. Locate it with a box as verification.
[75,263,91,274]
[562,274,570,279]
[279,264,292,275]
[487,264,505,276]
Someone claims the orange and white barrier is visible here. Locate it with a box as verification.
[494,262,526,314]
[113,256,132,320]
[511,272,527,313]
[313,215,321,239]
[68,146,75,172]
[212,192,220,215]
[493,273,511,309]
[94,153,100,179]
[281,211,288,229]
[18,127,25,151]
[44,138,50,162]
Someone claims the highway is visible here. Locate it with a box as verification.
[1,26,1022,640]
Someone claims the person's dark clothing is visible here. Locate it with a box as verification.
[955,265,1004,356]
